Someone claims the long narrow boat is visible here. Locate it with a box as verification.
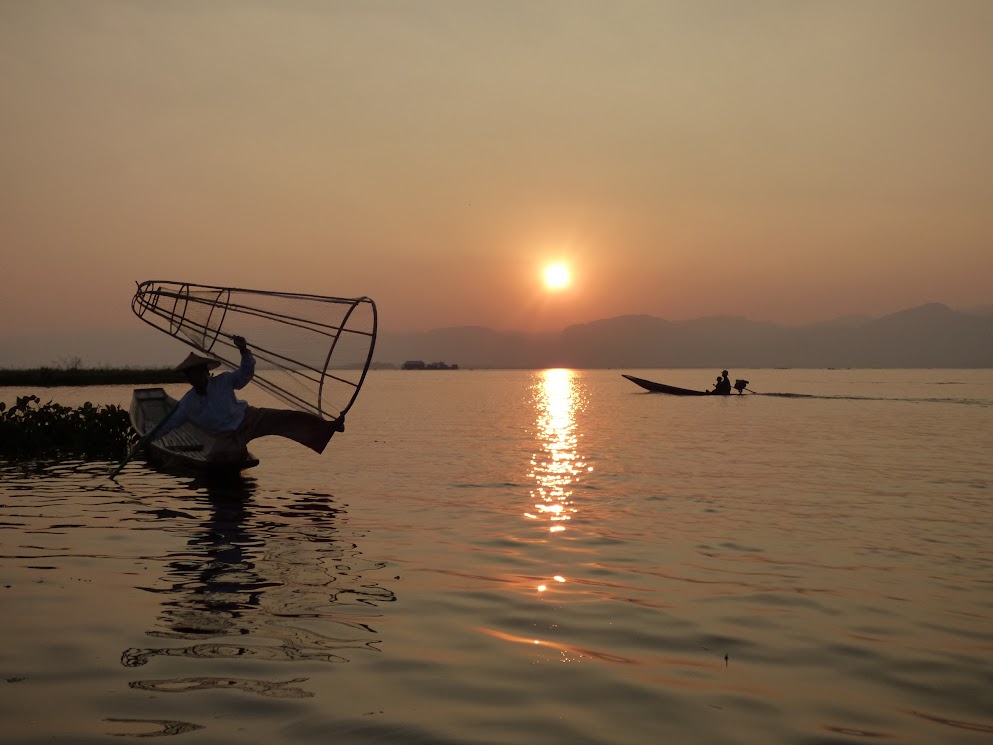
[129,387,259,475]
[622,374,713,396]
[623,374,756,397]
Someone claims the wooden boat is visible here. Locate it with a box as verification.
[622,374,713,396]
[622,374,750,396]
[129,387,259,475]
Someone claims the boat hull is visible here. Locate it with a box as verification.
[622,374,725,396]
[129,387,259,475]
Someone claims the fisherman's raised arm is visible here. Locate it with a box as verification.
[231,335,256,389]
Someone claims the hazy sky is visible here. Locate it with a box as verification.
[2,0,992,341]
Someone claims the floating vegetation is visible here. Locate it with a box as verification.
[0,395,133,460]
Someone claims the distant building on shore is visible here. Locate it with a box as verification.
[401,360,459,370]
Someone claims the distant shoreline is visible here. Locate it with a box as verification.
[0,367,184,387]
[1,363,989,390]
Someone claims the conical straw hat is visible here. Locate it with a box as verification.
[175,352,220,373]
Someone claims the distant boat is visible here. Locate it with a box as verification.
[129,387,259,475]
[622,374,749,396]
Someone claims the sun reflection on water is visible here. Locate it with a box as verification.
[527,369,585,533]
[525,369,591,593]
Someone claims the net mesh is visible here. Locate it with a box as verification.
[133,281,377,420]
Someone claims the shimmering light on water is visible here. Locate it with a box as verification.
[528,368,585,534]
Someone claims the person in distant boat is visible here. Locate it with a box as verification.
[711,370,732,395]
[151,335,344,462]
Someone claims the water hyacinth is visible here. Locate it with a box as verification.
[0,395,133,459]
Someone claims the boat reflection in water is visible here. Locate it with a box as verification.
[525,369,591,595]
[120,479,396,705]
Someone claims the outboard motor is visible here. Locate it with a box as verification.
[733,379,749,394]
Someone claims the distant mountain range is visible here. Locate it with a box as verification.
[2,303,990,370]
[377,303,993,369]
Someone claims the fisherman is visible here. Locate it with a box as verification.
[712,370,732,395]
[151,335,343,462]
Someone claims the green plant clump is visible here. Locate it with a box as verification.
[0,395,133,460]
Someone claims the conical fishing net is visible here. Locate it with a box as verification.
[132,281,377,420]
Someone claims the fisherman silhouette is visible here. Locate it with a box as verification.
[712,370,732,395]
[152,335,343,462]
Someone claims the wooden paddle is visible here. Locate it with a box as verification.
[108,402,178,480]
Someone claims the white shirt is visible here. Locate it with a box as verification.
[155,351,255,437]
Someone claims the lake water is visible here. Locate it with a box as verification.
[1,369,992,744]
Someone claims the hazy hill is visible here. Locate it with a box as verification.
[2,303,990,369]
[377,303,993,369]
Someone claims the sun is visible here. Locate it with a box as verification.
[543,263,571,291]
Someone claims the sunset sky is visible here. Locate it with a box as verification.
[2,1,992,353]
